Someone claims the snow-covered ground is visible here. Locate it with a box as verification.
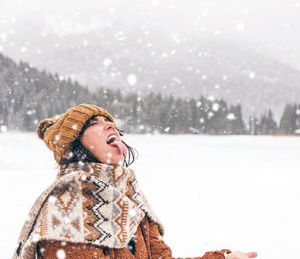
[1,132,299,259]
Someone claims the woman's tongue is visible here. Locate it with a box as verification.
[109,141,127,154]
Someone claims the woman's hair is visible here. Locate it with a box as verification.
[59,115,138,169]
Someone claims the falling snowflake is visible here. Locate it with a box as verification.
[79,161,84,166]
[26,110,36,115]
[212,103,220,111]
[162,52,168,58]
[236,22,245,31]
[117,160,123,166]
[32,234,41,242]
[81,174,87,181]
[0,33,7,42]
[103,58,112,67]
[83,40,88,46]
[63,217,71,224]
[202,7,208,16]
[67,152,73,159]
[214,30,220,36]
[127,74,137,85]
[129,209,137,217]
[115,31,126,41]
[173,77,182,84]
[110,7,116,14]
[48,195,57,203]
[164,127,170,132]
[249,72,256,79]
[20,46,27,53]
[208,95,215,101]
[227,113,236,120]
[56,249,66,259]
[172,33,181,44]
[208,111,214,119]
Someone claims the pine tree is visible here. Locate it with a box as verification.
[260,110,277,134]
[280,104,297,134]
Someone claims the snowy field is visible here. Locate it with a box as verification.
[1,132,300,259]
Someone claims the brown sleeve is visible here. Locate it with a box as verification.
[148,219,232,259]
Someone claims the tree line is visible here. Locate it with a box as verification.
[0,52,299,135]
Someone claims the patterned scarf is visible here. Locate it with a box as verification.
[13,162,164,259]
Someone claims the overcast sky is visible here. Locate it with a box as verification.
[1,0,300,69]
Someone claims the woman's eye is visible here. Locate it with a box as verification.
[90,122,97,126]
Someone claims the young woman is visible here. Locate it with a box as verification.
[13,103,257,259]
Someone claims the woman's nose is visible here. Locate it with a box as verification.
[104,120,116,131]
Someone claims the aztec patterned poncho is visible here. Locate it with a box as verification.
[13,162,164,259]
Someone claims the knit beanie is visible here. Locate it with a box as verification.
[36,103,115,164]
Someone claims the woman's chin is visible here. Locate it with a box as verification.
[103,157,124,166]
[111,161,124,166]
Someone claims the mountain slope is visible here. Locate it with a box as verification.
[2,23,300,122]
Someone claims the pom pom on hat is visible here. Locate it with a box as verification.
[37,118,57,140]
[36,103,114,164]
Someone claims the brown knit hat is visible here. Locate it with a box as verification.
[36,103,115,164]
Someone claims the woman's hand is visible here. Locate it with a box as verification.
[226,251,258,259]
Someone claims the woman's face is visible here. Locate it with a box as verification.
[80,115,127,166]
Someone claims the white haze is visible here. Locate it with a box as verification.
[0,0,300,69]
